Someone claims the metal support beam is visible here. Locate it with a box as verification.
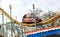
[15,16,20,37]
[20,25,24,37]
[6,18,8,37]
[2,13,4,36]
[16,25,20,37]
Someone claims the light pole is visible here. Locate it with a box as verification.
[33,4,37,29]
[10,5,13,37]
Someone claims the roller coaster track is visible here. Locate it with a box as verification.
[0,8,60,27]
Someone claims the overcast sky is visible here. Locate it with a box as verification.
[0,0,60,23]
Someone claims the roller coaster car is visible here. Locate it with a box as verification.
[22,13,42,24]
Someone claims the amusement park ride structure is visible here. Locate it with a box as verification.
[0,4,60,37]
[0,6,60,27]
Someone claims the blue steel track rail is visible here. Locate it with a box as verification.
[27,28,60,37]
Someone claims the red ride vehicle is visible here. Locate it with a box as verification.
[22,13,42,24]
